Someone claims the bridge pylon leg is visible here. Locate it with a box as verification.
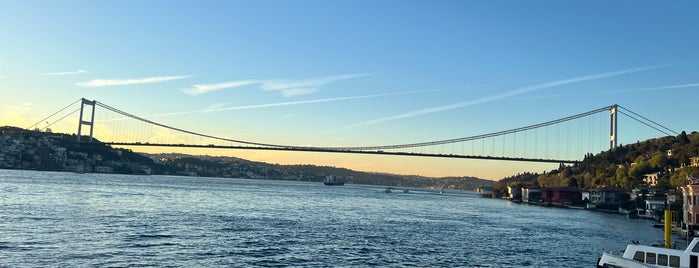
[77,98,96,142]
[609,104,618,149]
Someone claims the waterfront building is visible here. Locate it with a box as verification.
[587,187,629,211]
[507,185,522,201]
[643,198,666,220]
[522,186,542,203]
[642,172,661,187]
[94,166,113,173]
[691,157,699,167]
[475,186,493,197]
[681,180,699,231]
[631,187,650,201]
[581,190,590,205]
[541,187,582,206]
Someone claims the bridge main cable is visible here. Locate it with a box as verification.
[96,100,613,152]
[27,98,82,130]
[617,105,678,136]
[95,101,292,148]
[317,105,614,151]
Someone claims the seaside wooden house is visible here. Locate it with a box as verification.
[587,186,629,211]
[541,187,582,206]
[521,186,542,203]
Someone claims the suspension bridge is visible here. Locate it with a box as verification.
[28,98,677,164]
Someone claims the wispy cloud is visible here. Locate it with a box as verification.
[183,80,260,96]
[280,87,318,97]
[41,70,87,76]
[182,73,372,97]
[77,75,190,87]
[259,73,371,91]
[202,103,228,114]
[610,83,699,93]
[338,64,668,130]
[4,102,32,113]
[146,90,426,118]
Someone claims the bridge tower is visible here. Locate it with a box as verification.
[609,104,618,149]
[77,98,96,142]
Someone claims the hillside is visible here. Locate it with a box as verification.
[492,131,699,196]
[0,126,493,190]
[146,153,493,190]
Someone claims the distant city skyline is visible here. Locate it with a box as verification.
[2,1,698,180]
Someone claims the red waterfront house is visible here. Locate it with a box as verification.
[541,187,582,206]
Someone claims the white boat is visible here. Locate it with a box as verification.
[597,238,699,267]
[323,175,345,186]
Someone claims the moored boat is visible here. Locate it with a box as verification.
[651,223,664,229]
[597,238,699,267]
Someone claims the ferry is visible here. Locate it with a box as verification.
[597,238,698,267]
[323,175,344,186]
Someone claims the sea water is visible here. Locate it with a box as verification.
[0,170,665,267]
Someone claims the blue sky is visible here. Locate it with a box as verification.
[1,1,698,179]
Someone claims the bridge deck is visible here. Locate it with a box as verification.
[107,142,579,164]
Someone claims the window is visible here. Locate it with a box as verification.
[646,252,656,264]
[658,254,668,266]
[633,251,645,262]
[669,255,680,267]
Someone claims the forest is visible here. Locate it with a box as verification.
[492,131,699,197]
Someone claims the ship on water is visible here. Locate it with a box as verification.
[324,175,345,186]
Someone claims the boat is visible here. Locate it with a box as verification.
[597,237,699,267]
[323,175,344,186]
[628,210,640,219]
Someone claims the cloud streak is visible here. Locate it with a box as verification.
[42,70,87,76]
[183,80,260,96]
[202,103,228,114]
[145,90,426,119]
[182,73,372,97]
[338,64,669,130]
[4,102,32,113]
[259,73,371,91]
[77,75,190,87]
[610,83,699,93]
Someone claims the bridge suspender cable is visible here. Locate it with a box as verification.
[56,99,677,155]
[317,105,615,151]
[95,100,614,152]
[94,101,292,148]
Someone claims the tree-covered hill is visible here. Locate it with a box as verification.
[492,131,699,196]
[147,153,494,190]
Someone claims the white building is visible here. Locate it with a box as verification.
[682,183,699,229]
[643,172,661,187]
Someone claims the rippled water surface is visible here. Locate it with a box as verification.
[0,170,666,267]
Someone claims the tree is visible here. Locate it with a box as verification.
[628,160,653,188]
[668,167,699,188]
[649,151,668,169]
[615,165,628,187]
[679,131,690,145]
[582,172,595,189]
[568,177,579,188]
